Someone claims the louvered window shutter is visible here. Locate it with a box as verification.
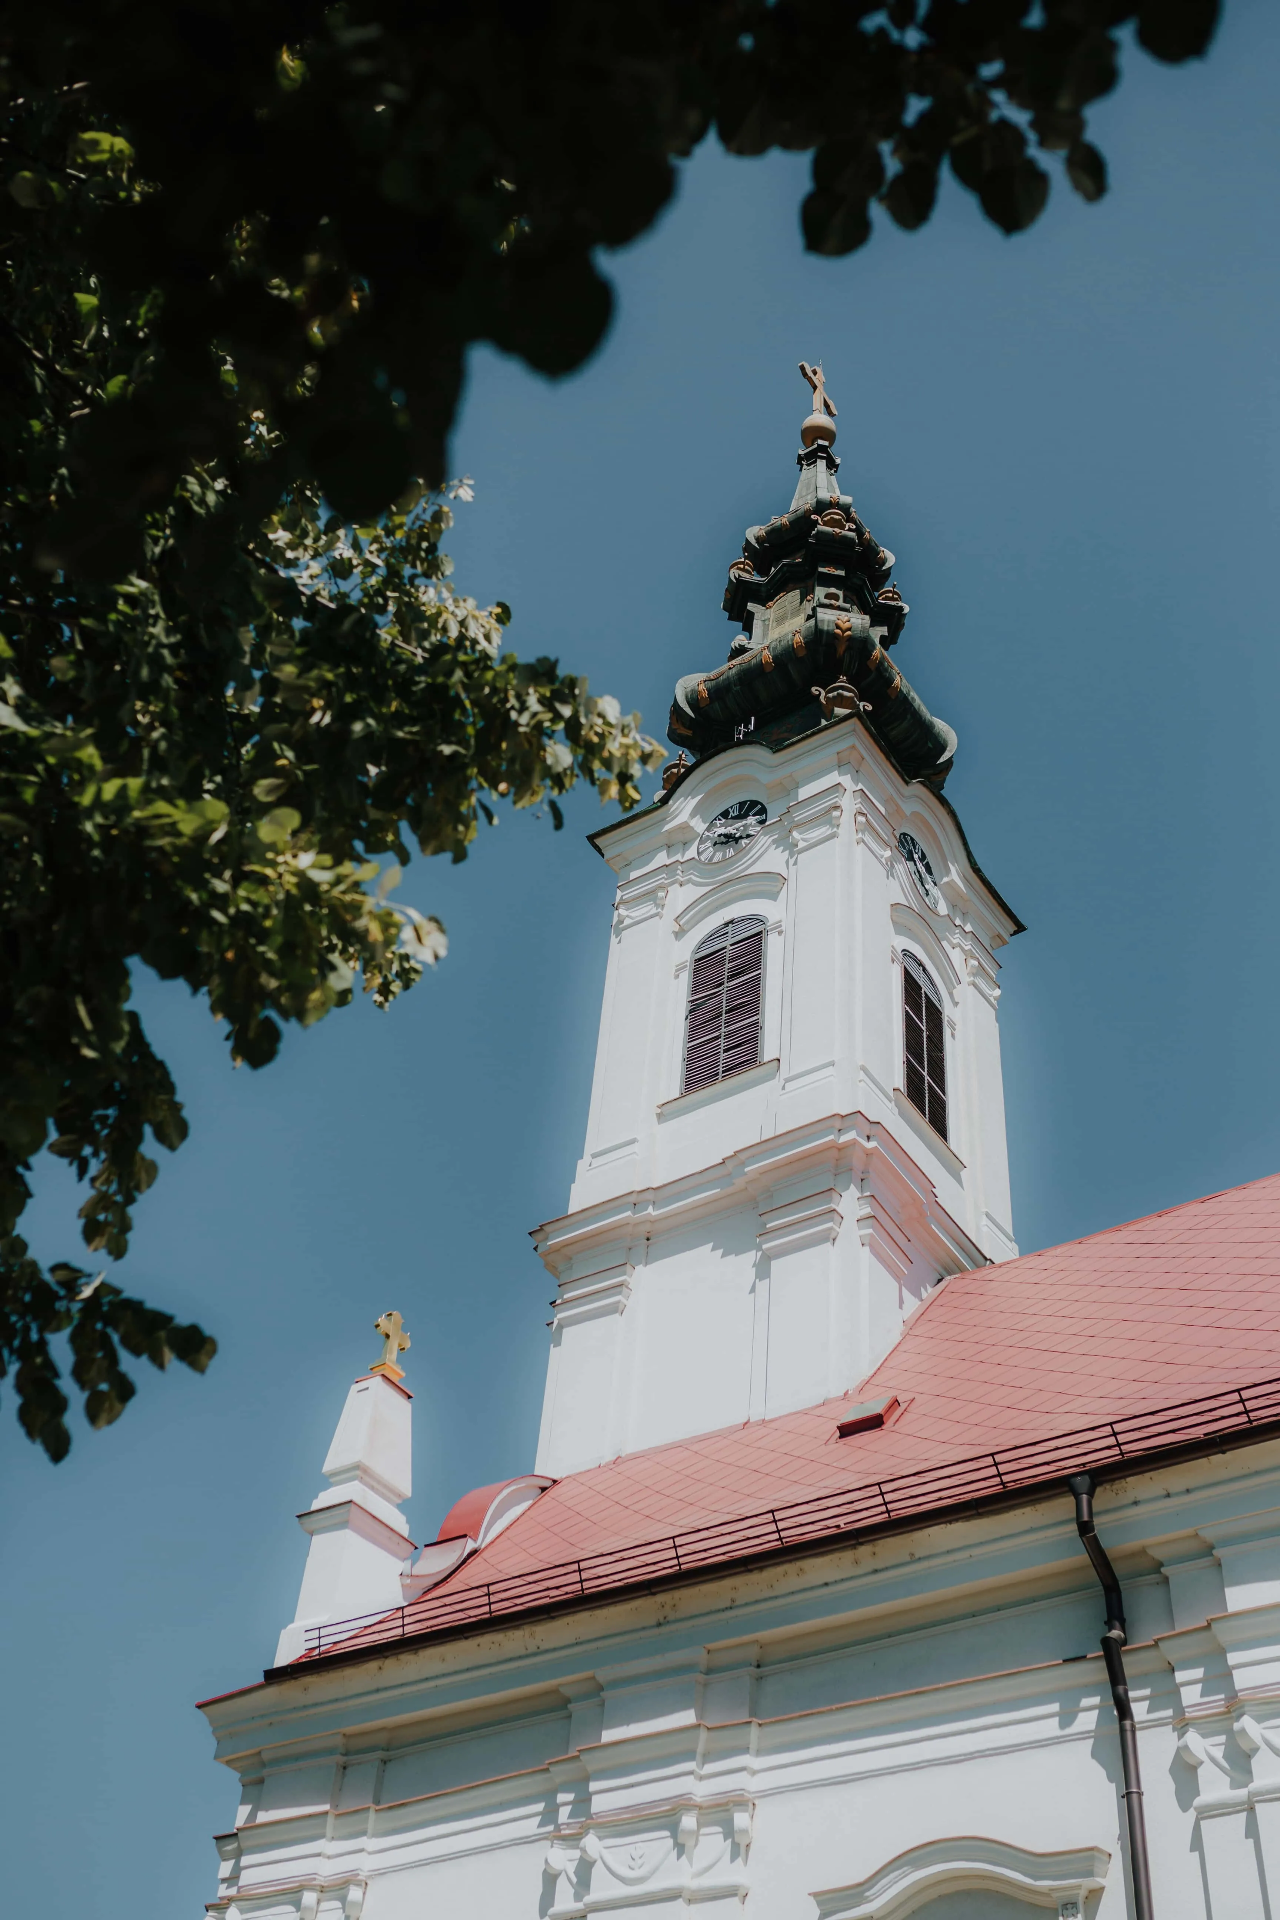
[683,916,766,1094]
[902,952,948,1140]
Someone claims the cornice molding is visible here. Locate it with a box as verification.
[612,874,669,932]
[781,780,844,852]
[533,1108,985,1282]
[205,1874,366,1920]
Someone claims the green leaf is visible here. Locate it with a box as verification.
[276,46,308,91]
[69,130,135,169]
[9,171,53,210]
[1137,0,1220,62]
[177,798,230,837]
[979,158,1051,235]
[801,189,872,257]
[881,164,938,233]
[255,805,302,845]
[1066,141,1108,203]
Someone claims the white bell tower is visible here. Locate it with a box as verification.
[534,377,1022,1478]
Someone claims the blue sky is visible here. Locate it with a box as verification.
[3,7,1279,1914]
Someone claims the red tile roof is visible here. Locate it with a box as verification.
[294,1170,1280,1664]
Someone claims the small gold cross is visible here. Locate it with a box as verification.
[371,1309,410,1379]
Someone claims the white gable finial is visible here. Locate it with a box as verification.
[272,1336,416,1666]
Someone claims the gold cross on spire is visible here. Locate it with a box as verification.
[799,360,837,422]
[371,1309,410,1380]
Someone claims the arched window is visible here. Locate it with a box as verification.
[903,951,947,1139]
[683,916,767,1094]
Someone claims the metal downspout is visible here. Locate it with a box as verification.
[1068,1471,1155,1920]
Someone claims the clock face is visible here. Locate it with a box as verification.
[898,831,941,910]
[697,799,767,865]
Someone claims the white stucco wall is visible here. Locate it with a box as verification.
[203,1440,1280,1920]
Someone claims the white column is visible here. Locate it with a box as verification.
[758,1186,844,1418]
[577,890,667,1194]
[1250,1782,1280,1911]
[1198,1794,1267,1920]
[778,782,844,1124]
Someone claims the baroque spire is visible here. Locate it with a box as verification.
[665,367,956,789]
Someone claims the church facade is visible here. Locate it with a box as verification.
[201,379,1280,1920]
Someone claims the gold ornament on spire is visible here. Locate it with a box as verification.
[798,360,838,447]
[371,1309,411,1380]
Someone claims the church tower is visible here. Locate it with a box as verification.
[534,369,1022,1477]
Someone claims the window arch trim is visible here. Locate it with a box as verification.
[813,1835,1111,1920]
[673,868,785,937]
[889,903,960,999]
[682,915,767,1095]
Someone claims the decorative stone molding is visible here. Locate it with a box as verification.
[294,1497,411,1561]
[1150,1533,1226,1628]
[813,1837,1110,1920]
[673,864,786,935]
[851,800,893,867]
[553,1264,634,1328]
[782,782,844,852]
[543,1799,753,1915]
[963,949,1001,1008]
[205,1877,366,1920]
[586,1135,640,1174]
[613,874,669,932]
[1178,1724,1238,1789]
[757,1187,843,1259]
[780,1058,838,1097]
[1179,1732,1271,1920]
[657,1056,779,1122]
[891,1086,966,1175]
[889,908,962,997]
[1237,1711,1280,1765]
[537,1109,987,1291]
[853,1190,914,1285]
[981,1209,1018,1262]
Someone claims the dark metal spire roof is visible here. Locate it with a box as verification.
[665,369,957,790]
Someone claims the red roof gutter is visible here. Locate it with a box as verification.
[263,1373,1280,1683]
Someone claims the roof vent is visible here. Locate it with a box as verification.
[836,1394,900,1438]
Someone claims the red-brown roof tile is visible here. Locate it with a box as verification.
[293,1172,1280,1663]
[445,1171,1280,1591]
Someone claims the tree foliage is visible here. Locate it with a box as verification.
[0,0,1220,1457]
[2,450,660,1459]
[2,2,1220,575]
[0,86,660,1461]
